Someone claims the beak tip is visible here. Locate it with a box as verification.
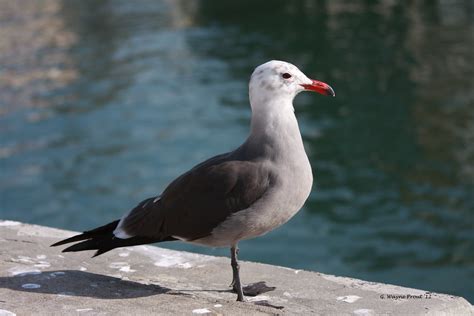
[301,80,335,97]
[328,87,336,97]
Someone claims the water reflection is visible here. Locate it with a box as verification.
[1,0,472,302]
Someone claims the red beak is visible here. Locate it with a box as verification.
[301,79,335,97]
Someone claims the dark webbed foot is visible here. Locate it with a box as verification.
[231,281,280,309]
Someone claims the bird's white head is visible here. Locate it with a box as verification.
[249,60,335,112]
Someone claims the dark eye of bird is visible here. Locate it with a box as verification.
[282,73,292,79]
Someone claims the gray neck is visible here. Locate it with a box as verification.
[238,99,307,162]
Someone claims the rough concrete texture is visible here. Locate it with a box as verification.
[0,220,472,316]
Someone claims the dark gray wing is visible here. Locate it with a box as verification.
[119,153,273,241]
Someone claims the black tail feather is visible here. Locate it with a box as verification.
[51,220,120,247]
[51,219,177,257]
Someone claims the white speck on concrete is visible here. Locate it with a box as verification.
[108,262,135,273]
[34,262,50,268]
[338,295,362,303]
[353,309,374,315]
[8,267,41,276]
[119,252,130,257]
[36,255,46,259]
[154,256,185,268]
[153,254,194,269]
[180,262,192,269]
[192,308,211,314]
[0,220,20,226]
[283,291,292,297]
[214,304,222,308]
[119,266,136,273]
[247,295,270,302]
[79,266,87,271]
[0,309,17,316]
[21,283,41,289]
[15,256,34,263]
[294,270,301,274]
[109,262,128,269]
[76,308,93,312]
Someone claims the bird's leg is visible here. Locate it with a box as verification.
[229,245,239,288]
[230,244,245,302]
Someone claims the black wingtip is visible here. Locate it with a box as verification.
[51,220,121,248]
[61,244,79,253]
[51,239,74,247]
[51,239,66,247]
[50,233,87,247]
[92,249,106,258]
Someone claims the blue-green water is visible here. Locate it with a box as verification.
[1,0,473,302]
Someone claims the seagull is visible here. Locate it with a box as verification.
[52,60,335,302]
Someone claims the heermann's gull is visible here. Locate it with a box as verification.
[52,60,335,302]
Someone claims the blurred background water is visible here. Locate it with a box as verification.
[1,0,473,302]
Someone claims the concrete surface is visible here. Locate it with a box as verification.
[0,220,472,315]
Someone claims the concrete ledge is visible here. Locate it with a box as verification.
[0,220,472,315]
